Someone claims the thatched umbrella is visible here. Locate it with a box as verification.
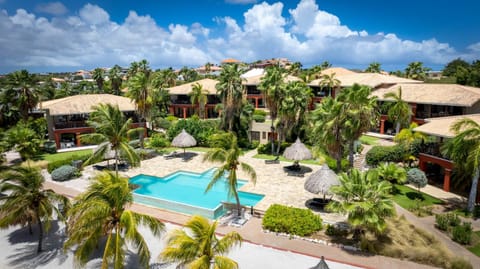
[283,138,312,168]
[309,256,330,269]
[304,164,340,201]
[171,129,197,156]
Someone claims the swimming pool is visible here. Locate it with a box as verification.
[129,169,264,219]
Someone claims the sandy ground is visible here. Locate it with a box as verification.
[0,221,363,269]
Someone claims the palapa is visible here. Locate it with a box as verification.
[283,138,312,161]
[304,164,339,200]
[309,256,330,269]
[171,129,197,155]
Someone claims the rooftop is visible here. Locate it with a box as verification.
[40,94,136,116]
[414,114,480,138]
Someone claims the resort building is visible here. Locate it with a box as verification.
[39,94,142,149]
[413,114,480,202]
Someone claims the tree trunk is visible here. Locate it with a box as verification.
[348,141,355,169]
[395,122,401,135]
[467,168,479,213]
[114,149,119,175]
[270,122,275,156]
[28,220,32,235]
[336,155,342,173]
[234,191,242,217]
[36,210,43,253]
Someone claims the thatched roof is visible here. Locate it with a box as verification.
[304,165,339,195]
[371,83,480,106]
[413,114,480,138]
[243,74,302,85]
[309,256,330,269]
[171,129,197,148]
[309,73,420,88]
[40,94,135,116]
[283,138,312,161]
[167,78,219,95]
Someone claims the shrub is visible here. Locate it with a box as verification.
[128,139,141,149]
[435,212,460,231]
[325,155,349,171]
[167,117,219,147]
[262,204,322,237]
[166,115,178,122]
[407,168,428,191]
[449,257,473,269]
[155,117,172,130]
[47,154,91,173]
[451,222,472,245]
[135,148,158,160]
[325,224,349,237]
[237,137,258,149]
[51,165,80,182]
[365,144,406,166]
[253,109,267,117]
[252,114,266,122]
[257,142,292,155]
[147,133,170,148]
[375,162,407,184]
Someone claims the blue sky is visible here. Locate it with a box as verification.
[0,0,479,73]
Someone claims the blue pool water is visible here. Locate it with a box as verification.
[129,169,264,219]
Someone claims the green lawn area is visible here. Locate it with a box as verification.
[39,149,93,163]
[468,231,480,257]
[359,135,380,145]
[253,153,321,165]
[392,184,444,209]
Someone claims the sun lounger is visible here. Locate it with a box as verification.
[164,151,178,159]
[265,156,279,164]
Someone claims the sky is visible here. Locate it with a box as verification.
[0,0,479,73]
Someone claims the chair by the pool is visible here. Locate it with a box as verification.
[164,151,178,159]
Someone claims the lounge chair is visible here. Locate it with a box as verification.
[265,156,280,164]
[164,151,178,159]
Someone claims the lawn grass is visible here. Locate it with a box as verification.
[39,149,93,163]
[253,153,321,165]
[359,135,379,145]
[468,231,480,257]
[392,184,444,210]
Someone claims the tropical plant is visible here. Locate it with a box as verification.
[65,171,164,269]
[384,87,412,134]
[365,62,382,73]
[318,72,340,97]
[80,103,140,173]
[0,165,69,253]
[160,215,241,269]
[258,65,286,155]
[326,169,395,237]
[375,162,407,184]
[5,118,46,160]
[394,122,427,146]
[92,68,105,93]
[203,133,256,216]
[216,64,244,133]
[441,118,480,213]
[407,168,428,192]
[189,82,208,119]
[4,70,40,120]
[109,65,123,95]
[405,61,431,81]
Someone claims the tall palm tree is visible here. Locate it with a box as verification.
[5,70,40,120]
[189,83,208,119]
[318,72,340,97]
[311,97,347,172]
[365,62,382,73]
[442,118,480,212]
[160,215,241,269]
[337,84,378,168]
[92,68,105,93]
[203,133,256,217]
[109,65,123,96]
[384,87,412,134]
[216,64,244,133]
[80,103,140,173]
[0,165,69,253]
[160,68,177,87]
[405,61,431,81]
[326,169,395,237]
[127,71,153,124]
[259,65,285,155]
[65,171,164,269]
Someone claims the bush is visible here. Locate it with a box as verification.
[407,168,428,191]
[325,155,349,172]
[237,137,258,149]
[167,117,219,147]
[435,213,460,231]
[449,256,473,269]
[257,142,291,155]
[147,133,170,148]
[47,154,91,173]
[128,139,141,149]
[365,144,406,166]
[252,114,266,122]
[325,224,349,237]
[262,204,322,237]
[253,109,267,117]
[51,165,80,181]
[451,222,472,245]
[155,117,172,130]
[135,148,158,160]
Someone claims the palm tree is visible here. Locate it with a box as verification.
[442,118,480,213]
[109,65,123,95]
[203,133,256,217]
[92,68,105,93]
[337,84,378,168]
[318,72,340,97]
[127,71,153,124]
[365,62,382,73]
[65,171,164,269]
[216,64,244,133]
[160,68,177,87]
[5,70,40,120]
[160,215,241,269]
[384,87,412,134]
[80,103,140,173]
[374,162,407,184]
[311,97,346,172]
[394,122,427,148]
[0,165,69,253]
[405,61,431,81]
[259,65,286,155]
[326,169,395,237]
[189,83,208,119]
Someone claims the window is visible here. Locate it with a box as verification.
[251,131,260,141]
[262,132,266,139]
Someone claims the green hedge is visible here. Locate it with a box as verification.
[252,114,266,122]
[257,142,291,155]
[51,165,80,181]
[365,144,405,166]
[47,154,91,173]
[262,204,322,236]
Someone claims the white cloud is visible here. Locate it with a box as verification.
[0,0,478,73]
[35,2,68,16]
